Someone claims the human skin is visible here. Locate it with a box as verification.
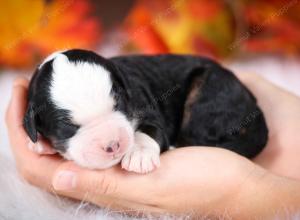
[238,74,300,179]
[5,74,300,219]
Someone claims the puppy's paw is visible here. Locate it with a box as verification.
[121,147,160,174]
[121,132,161,173]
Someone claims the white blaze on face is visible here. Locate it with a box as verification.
[47,53,134,169]
[50,54,115,124]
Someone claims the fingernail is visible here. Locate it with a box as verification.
[52,171,76,191]
[35,143,44,154]
[27,140,45,154]
[13,77,28,87]
[27,140,35,151]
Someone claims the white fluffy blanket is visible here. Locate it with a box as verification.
[0,57,299,220]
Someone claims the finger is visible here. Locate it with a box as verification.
[7,78,56,154]
[52,161,156,199]
[237,72,300,133]
[51,162,165,214]
[28,137,57,155]
[6,77,63,189]
[237,72,298,104]
[6,77,29,132]
[6,77,36,157]
[6,77,32,157]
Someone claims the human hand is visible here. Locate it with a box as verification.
[237,73,300,179]
[5,77,300,219]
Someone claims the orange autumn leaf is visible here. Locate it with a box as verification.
[0,0,101,69]
[123,0,234,58]
[240,0,300,55]
[127,25,169,54]
[124,0,300,58]
[245,19,300,54]
[187,0,223,21]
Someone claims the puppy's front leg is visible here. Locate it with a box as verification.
[121,132,160,174]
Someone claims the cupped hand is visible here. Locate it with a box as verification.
[237,73,300,179]
[5,75,300,218]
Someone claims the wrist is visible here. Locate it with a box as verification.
[229,165,300,219]
[264,173,300,219]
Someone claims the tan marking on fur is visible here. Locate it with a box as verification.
[182,77,205,127]
[240,127,247,135]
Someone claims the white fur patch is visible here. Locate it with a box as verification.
[49,53,115,125]
[121,132,160,173]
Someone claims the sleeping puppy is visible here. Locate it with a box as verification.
[23,49,268,173]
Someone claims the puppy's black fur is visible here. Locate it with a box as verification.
[24,49,268,158]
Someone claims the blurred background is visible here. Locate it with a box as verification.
[0,1,299,217]
[1,0,300,68]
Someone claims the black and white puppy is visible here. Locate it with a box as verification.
[23,49,268,173]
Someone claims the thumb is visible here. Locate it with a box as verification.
[52,162,119,197]
[51,162,158,208]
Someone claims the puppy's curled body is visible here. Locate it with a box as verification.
[110,54,268,158]
[24,49,268,172]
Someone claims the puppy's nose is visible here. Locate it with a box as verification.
[104,141,120,153]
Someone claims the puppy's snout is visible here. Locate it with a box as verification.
[104,141,120,153]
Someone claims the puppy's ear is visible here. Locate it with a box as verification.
[23,102,37,143]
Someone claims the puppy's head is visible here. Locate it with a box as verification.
[24,49,134,169]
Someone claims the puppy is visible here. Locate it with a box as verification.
[23,49,268,173]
